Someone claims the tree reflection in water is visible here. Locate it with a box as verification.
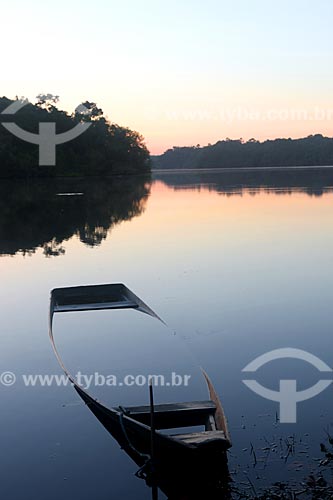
[0,175,151,257]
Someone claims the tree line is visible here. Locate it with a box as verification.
[0,95,151,177]
[153,135,333,169]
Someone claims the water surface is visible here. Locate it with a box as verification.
[1,168,333,498]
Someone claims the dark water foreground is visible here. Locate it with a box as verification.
[1,168,333,499]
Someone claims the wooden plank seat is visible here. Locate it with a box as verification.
[170,430,230,449]
[121,400,217,430]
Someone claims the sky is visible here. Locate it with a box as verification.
[1,0,333,154]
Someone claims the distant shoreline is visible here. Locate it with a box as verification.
[153,165,333,174]
[152,135,333,171]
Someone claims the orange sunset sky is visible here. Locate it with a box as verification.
[2,0,333,154]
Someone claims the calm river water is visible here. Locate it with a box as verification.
[1,168,333,499]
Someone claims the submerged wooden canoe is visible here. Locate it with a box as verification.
[49,284,232,497]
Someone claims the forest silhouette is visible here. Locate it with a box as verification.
[153,135,333,170]
[0,96,150,178]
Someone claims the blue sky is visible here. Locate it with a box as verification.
[2,0,333,152]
